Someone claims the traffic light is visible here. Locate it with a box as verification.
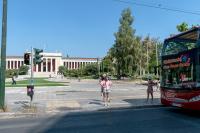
[34,48,43,65]
[24,53,30,65]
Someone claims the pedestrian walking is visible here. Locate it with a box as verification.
[156,78,160,91]
[100,74,107,95]
[100,77,106,102]
[146,78,156,103]
[78,77,81,82]
[104,77,112,106]
[99,75,104,97]
[12,76,16,85]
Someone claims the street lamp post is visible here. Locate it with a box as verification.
[147,41,149,74]
[97,58,100,77]
[0,0,8,108]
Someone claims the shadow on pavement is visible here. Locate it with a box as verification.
[57,107,82,111]
[28,98,200,133]
[29,109,133,133]
[88,99,104,106]
[167,107,200,118]
[123,98,161,106]
[14,101,29,107]
[28,98,162,133]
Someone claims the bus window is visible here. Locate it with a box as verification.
[162,64,194,89]
[164,41,196,56]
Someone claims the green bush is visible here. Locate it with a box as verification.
[141,74,157,81]
[58,66,67,76]
[67,69,80,77]
[6,65,29,78]
[83,64,98,76]
[58,64,99,79]
[6,69,18,78]
[18,65,29,75]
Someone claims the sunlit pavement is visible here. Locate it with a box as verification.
[2,78,161,118]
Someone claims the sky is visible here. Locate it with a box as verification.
[0,0,200,57]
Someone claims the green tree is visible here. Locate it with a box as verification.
[148,39,161,73]
[18,65,29,75]
[58,66,67,76]
[101,56,113,74]
[68,69,80,77]
[177,22,200,32]
[129,36,141,76]
[141,36,161,75]
[109,8,136,79]
[6,69,18,78]
[176,22,189,32]
[134,36,146,76]
[83,64,98,76]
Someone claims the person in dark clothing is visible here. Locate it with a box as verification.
[12,76,16,85]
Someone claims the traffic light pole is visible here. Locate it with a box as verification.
[0,0,7,109]
[30,47,34,85]
[29,48,43,85]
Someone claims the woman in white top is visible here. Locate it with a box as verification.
[104,77,112,106]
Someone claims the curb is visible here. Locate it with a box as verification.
[0,112,41,119]
[47,104,166,117]
[6,86,69,89]
[97,104,164,112]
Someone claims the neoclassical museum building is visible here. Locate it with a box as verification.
[6,52,99,77]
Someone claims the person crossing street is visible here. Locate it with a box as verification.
[100,76,112,106]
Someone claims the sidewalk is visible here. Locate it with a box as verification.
[0,79,161,119]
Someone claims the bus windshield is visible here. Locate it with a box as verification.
[163,40,197,56]
[161,47,196,89]
[162,64,194,89]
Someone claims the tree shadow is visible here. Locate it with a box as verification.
[28,110,105,133]
[29,109,135,133]
[27,99,200,133]
[14,101,30,107]
[88,99,104,106]
[57,107,82,111]
[123,98,200,118]
[166,107,200,118]
[123,98,161,106]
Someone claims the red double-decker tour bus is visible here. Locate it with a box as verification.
[161,27,200,110]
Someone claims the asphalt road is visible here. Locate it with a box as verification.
[1,107,200,133]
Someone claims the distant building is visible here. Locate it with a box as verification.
[6,52,100,77]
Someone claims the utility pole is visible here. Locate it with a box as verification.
[139,44,142,76]
[147,41,149,74]
[102,61,104,74]
[97,58,100,77]
[156,42,159,77]
[0,0,7,108]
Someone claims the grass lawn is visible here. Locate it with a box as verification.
[6,78,69,87]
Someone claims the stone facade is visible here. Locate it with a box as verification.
[6,52,99,77]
